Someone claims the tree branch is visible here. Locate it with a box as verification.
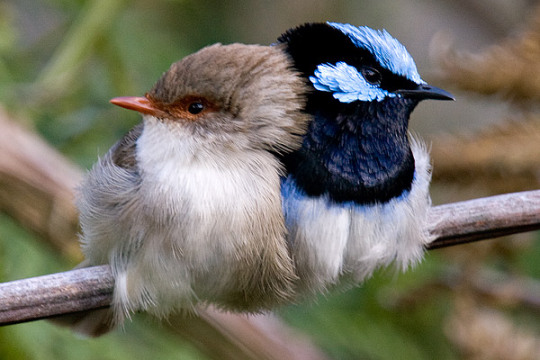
[0,266,112,326]
[1,189,539,327]
[427,190,540,249]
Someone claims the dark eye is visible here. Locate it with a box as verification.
[361,67,382,85]
[188,102,204,114]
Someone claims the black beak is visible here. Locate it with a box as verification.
[396,84,454,101]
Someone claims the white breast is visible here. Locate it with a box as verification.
[283,137,432,296]
[109,117,286,318]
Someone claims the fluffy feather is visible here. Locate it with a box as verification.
[278,22,451,297]
[70,44,309,336]
[282,138,431,295]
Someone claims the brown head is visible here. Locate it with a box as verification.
[111,43,309,154]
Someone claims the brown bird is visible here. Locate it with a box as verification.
[66,43,309,336]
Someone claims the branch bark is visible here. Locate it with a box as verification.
[0,265,326,360]
[427,190,540,249]
[0,266,112,326]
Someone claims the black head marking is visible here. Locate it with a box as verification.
[278,23,452,204]
[278,23,423,103]
[278,23,421,204]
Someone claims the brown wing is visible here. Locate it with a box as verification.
[110,123,143,170]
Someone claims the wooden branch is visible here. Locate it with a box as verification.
[1,190,539,327]
[0,266,112,326]
[0,267,327,360]
[427,190,540,249]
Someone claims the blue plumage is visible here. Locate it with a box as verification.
[280,99,415,204]
[328,22,424,84]
[310,62,396,102]
[277,22,453,295]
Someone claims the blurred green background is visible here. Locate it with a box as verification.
[1,0,540,359]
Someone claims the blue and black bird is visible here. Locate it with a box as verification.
[277,22,453,295]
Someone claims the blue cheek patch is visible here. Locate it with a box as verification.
[309,62,396,103]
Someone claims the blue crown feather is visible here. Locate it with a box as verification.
[328,22,424,85]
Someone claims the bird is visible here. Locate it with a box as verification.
[61,22,453,336]
[276,22,454,296]
[64,43,310,336]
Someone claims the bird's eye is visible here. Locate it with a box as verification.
[188,102,204,114]
[361,67,382,85]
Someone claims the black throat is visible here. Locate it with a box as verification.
[283,93,419,205]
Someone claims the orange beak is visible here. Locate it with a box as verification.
[110,96,168,118]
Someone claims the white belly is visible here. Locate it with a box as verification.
[282,139,432,295]
[98,118,293,320]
